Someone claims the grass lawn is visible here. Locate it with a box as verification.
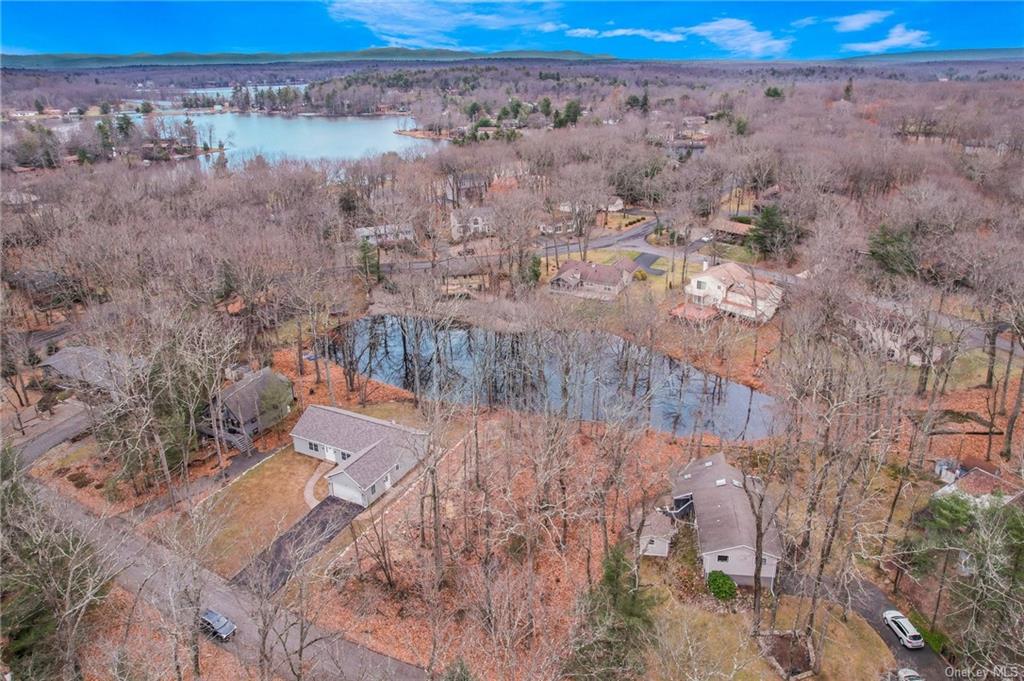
[51,436,101,469]
[601,212,645,230]
[700,242,759,265]
[201,447,321,578]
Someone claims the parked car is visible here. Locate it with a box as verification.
[882,610,925,649]
[700,234,713,242]
[198,609,237,642]
[896,669,924,681]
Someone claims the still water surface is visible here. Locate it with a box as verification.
[153,113,442,166]
[335,315,778,441]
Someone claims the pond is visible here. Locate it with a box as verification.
[143,112,442,167]
[331,315,779,441]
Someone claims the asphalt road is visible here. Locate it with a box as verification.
[31,482,425,681]
[14,401,92,467]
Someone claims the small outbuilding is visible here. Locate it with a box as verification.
[638,510,677,558]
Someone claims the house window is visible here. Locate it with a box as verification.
[341,452,350,461]
[717,555,729,563]
[696,280,706,290]
[309,442,319,453]
[370,484,376,495]
[648,539,656,545]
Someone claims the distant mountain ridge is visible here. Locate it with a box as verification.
[0,47,615,69]
[843,47,1024,62]
[2,46,1020,70]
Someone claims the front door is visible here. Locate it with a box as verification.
[384,473,392,490]
[324,446,337,463]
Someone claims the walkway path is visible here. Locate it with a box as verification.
[304,460,333,509]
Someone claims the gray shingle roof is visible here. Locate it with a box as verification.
[40,345,143,393]
[291,405,428,489]
[221,368,292,425]
[673,452,783,558]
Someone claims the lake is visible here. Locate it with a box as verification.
[332,315,779,441]
[148,113,442,166]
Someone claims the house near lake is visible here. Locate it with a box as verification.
[450,206,496,241]
[202,367,295,455]
[290,405,428,508]
[669,452,783,589]
[681,262,783,323]
[549,258,639,301]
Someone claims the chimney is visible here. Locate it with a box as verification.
[702,260,709,272]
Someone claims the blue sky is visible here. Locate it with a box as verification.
[2,2,1022,60]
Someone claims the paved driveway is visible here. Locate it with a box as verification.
[232,497,363,593]
[848,579,949,679]
[782,573,949,679]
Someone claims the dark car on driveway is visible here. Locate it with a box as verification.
[198,609,236,642]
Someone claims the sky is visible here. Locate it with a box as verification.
[1,1,1022,60]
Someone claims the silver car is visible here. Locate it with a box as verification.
[883,610,925,649]
[896,669,924,681]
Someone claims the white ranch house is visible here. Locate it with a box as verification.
[290,405,427,508]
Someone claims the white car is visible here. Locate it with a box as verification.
[699,234,713,242]
[883,610,925,649]
[896,669,924,681]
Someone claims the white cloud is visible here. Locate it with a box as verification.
[564,26,682,42]
[842,24,931,53]
[677,18,792,58]
[829,10,893,32]
[598,28,684,43]
[791,16,818,29]
[537,22,568,33]
[328,0,560,49]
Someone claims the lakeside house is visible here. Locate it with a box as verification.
[201,367,295,455]
[450,206,496,241]
[438,259,493,298]
[290,405,428,508]
[670,452,783,589]
[842,304,945,367]
[354,224,415,247]
[682,262,783,323]
[549,258,639,300]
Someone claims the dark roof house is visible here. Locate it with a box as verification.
[217,367,294,438]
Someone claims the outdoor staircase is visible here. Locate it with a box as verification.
[221,431,256,456]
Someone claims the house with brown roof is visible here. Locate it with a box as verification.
[708,216,754,244]
[684,262,783,323]
[290,405,428,508]
[549,258,638,300]
[670,452,783,589]
[933,466,1024,510]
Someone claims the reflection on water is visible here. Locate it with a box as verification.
[331,315,778,441]
[147,113,442,167]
